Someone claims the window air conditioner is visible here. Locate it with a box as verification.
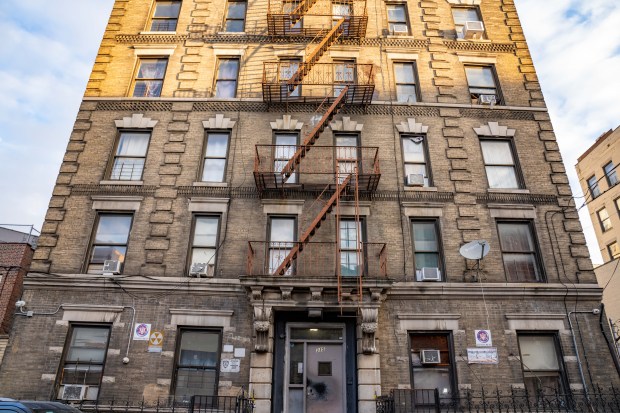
[62,384,88,401]
[391,24,409,34]
[421,349,441,364]
[417,267,441,281]
[189,263,215,278]
[462,21,485,40]
[478,94,497,105]
[102,260,121,275]
[407,173,425,187]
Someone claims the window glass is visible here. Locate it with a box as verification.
[269,217,296,275]
[587,175,601,198]
[215,59,240,98]
[598,208,612,232]
[133,58,167,97]
[465,66,498,103]
[340,219,362,276]
[452,7,482,38]
[604,161,618,186]
[88,214,132,274]
[394,63,417,103]
[411,220,441,272]
[111,132,150,181]
[518,334,564,396]
[609,242,620,260]
[225,0,247,32]
[387,4,409,34]
[497,222,541,282]
[480,140,519,189]
[202,132,230,182]
[190,216,219,272]
[410,334,453,396]
[58,325,110,398]
[150,1,181,31]
[175,330,220,399]
[274,133,298,183]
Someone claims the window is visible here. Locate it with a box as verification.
[517,333,566,396]
[452,7,484,39]
[335,133,360,183]
[609,242,620,261]
[339,218,365,277]
[402,135,431,187]
[202,132,230,182]
[268,216,296,275]
[409,333,454,397]
[279,58,301,97]
[386,4,410,34]
[334,59,356,96]
[214,58,240,98]
[604,161,618,187]
[109,131,150,181]
[274,132,299,184]
[283,1,303,31]
[598,208,613,232]
[87,214,133,274]
[464,65,501,104]
[616,197,620,216]
[480,139,522,189]
[189,216,220,276]
[332,3,351,25]
[132,58,168,97]
[224,0,247,32]
[56,325,110,400]
[173,329,221,400]
[587,175,601,199]
[411,220,443,280]
[394,62,419,103]
[149,0,181,31]
[497,221,543,282]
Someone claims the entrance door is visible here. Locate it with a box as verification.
[285,326,346,413]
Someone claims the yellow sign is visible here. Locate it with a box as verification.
[148,331,164,353]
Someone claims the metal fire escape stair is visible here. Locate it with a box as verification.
[287,17,347,90]
[273,174,352,276]
[289,0,320,25]
[280,86,348,180]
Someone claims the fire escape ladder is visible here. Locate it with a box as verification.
[287,17,346,89]
[289,0,319,25]
[273,174,352,276]
[280,86,349,181]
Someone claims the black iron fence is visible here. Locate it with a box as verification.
[74,394,254,413]
[377,386,620,413]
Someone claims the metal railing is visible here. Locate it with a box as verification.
[246,241,387,277]
[377,386,620,413]
[74,394,253,413]
[109,162,144,181]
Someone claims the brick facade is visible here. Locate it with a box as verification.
[0,0,617,411]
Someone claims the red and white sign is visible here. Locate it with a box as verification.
[133,323,151,341]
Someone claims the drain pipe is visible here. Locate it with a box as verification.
[598,303,620,377]
[568,309,600,397]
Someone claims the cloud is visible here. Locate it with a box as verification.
[515,0,620,264]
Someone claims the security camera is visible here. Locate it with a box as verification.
[592,308,601,315]
[15,300,26,308]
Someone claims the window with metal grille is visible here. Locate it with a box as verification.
[109,131,150,181]
[149,1,181,31]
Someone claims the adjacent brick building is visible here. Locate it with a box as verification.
[0,0,617,411]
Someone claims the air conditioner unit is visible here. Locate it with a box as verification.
[418,267,441,281]
[462,21,485,40]
[189,262,215,277]
[62,384,88,401]
[407,173,425,187]
[421,349,441,364]
[102,260,121,275]
[478,94,497,105]
[391,24,409,34]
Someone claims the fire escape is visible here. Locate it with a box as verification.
[247,0,386,304]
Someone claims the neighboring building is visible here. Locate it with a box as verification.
[0,231,35,365]
[0,0,617,411]
[0,226,39,248]
[576,126,620,343]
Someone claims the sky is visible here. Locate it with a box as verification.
[0,0,619,264]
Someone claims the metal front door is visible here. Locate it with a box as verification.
[285,326,346,413]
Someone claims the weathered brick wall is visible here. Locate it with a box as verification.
[0,243,33,335]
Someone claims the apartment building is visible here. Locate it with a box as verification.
[0,0,617,412]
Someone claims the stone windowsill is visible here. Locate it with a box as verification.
[403,186,438,192]
[192,182,228,187]
[139,31,177,35]
[487,188,531,194]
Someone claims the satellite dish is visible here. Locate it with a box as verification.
[460,240,490,260]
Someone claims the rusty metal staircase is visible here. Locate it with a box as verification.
[289,0,320,25]
[280,86,348,181]
[273,174,352,276]
[286,17,347,90]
